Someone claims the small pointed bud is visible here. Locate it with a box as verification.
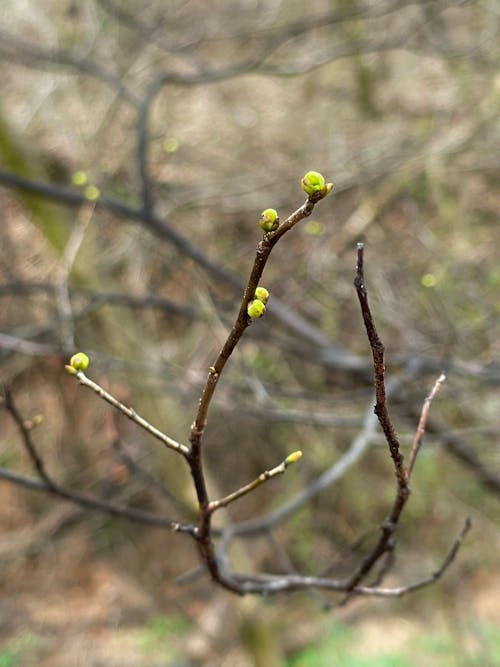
[68,352,90,372]
[254,286,270,304]
[285,450,303,465]
[259,208,279,232]
[247,299,266,319]
[324,182,334,196]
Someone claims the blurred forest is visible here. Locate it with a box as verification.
[0,0,499,665]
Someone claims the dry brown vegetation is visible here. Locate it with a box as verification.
[0,1,499,665]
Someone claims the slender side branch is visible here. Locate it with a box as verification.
[406,372,446,480]
[208,451,302,513]
[218,387,395,544]
[73,370,189,457]
[353,516,472,597]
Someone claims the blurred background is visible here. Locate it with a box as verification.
[0,1,499,665]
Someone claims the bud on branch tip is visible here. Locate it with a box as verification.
[65,352,90,374]
[285,450,303,465]
[301,171,334,199]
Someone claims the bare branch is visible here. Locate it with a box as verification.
[354,243,407,485]
[208,451,302,514]
[71,370,189,457]
[406,372,446,480]
[354,517,472,597]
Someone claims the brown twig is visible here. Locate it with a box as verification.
[74,371,189,456]
[353,243,406,486]
[342,244,411,595]
[406,372,446,480]
[208,452,301,514]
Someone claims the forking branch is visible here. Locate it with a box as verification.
[1,173,470,600]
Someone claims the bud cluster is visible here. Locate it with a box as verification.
[247,286,270,319]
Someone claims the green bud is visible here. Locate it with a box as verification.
[301,171,325,195]
[301,171,334,200]
[72,170,88,187]
[84,185,100,201]
[247,299,266,319]
[68,352,90,372]
[254,286,270,304]
[285,450,303,465]
[259,208,279,232]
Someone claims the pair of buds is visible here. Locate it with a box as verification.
[247,286,269,319]
[259,171,334,234]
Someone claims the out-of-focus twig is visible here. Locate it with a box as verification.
[54,202,95,350]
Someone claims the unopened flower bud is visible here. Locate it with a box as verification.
[301,171,333,199]
[66,352,90,374]
[254,286,270,304]
[247,299,266,319]
[285,450,303,465]
[259,208,279,233]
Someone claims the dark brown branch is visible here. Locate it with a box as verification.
[353,243,407,484]
[187,193,326,593]
[353,516,472,597]
[344,243,411,594]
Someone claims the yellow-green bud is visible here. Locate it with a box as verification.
[68,352,90,372]
[247,299,266,319]
[285,450,303,465]
[72,170,88,187]
[301,171,333,199]
[259,208,279,233]
[84,185,100,201]
[254,286,270,304]
[301,171,325,195]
